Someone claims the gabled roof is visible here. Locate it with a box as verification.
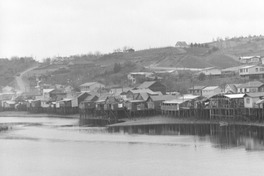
[43,89,55,93]
[137,81,157,89]
[225,94,247,99]
[138,92,149,101]
[237,81,264,88]
[247,92,264,98]
[188,86,206,90]
[129,88,159,95]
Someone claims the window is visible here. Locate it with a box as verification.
[246,98,250,104]
[256,68,259,72]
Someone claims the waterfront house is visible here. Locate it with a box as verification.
[188,86,206,96]
[201,86,222,98]
[161,95,201,111]
[2,100,16,110]
[224,84,241,94]
[209,94,246,109]
[146,95,177,110]
[79,82,105,93]
[237,81,264,93]
[105,96,124,110]
[125,99,146,111]
[79,94,99,110]
[136,81,166,94]
[126,89,161,100]
[244,92,264,108]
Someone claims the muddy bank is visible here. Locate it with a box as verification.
[108,116,264,127]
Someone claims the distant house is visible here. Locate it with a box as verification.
[68,60,95,69]
[127,72,154,84]
[136,81,166,94]
[238,56,262,64]
[200,67,222,76]
[237,81,264,93]
[202,86,222,98]
[80,82,105,92]
[188,86,206,96]
[175,41,189,48]
[239,65,264,79]
[224,84,241,94]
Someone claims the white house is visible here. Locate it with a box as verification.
[239,65,264,78]
[200,67,222,76]
[202,86,222,98]
[79,82,105,92]
[127,72,153,84]
[238,56,261,64]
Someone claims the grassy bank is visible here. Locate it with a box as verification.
[0,111,79,119]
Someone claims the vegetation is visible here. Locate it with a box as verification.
[0,57,37,86]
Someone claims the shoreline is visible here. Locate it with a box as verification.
[108,116,264,128]
[0,111,79,119]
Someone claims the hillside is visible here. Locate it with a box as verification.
[0,57,37,87]
[23,35,264,89]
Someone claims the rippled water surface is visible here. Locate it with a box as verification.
[1,117,264,176]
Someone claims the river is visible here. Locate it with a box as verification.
[1,117,264,176]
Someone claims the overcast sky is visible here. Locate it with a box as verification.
[1,0,264,60]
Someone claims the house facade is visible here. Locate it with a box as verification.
[239,65,264,78]
[200,67,222,76]
[237,81,264,93]
[188,86,205,95]
[80,82,105,92]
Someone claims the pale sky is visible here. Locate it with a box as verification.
[1,0,264,60]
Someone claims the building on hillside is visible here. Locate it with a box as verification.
[237,81,264,93]
[221,66,244,75]
[188,86,206,96]
[79,82,105,92]
[224,84,241,94]
[201,86,222,98]
[238,56,262,64]
[127,72,154,84]
[175,41,189,48]
[239,65,264,79]
[136,81,166,94]
[200,67,222,76]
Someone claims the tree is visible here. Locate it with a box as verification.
[198,73,206,81]
[113,63,121,73]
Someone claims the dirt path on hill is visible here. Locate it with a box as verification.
[15,65,39,93]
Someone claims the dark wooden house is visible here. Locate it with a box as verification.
[136,81,166,94]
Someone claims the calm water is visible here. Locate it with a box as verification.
[1,117,264,176]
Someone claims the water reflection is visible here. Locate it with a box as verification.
[108,124,264,151]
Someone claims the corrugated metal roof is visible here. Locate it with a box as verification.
[225,94,246,99]
[202,86,219,91]
[137,81,157,89]
[247,92,264,98]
